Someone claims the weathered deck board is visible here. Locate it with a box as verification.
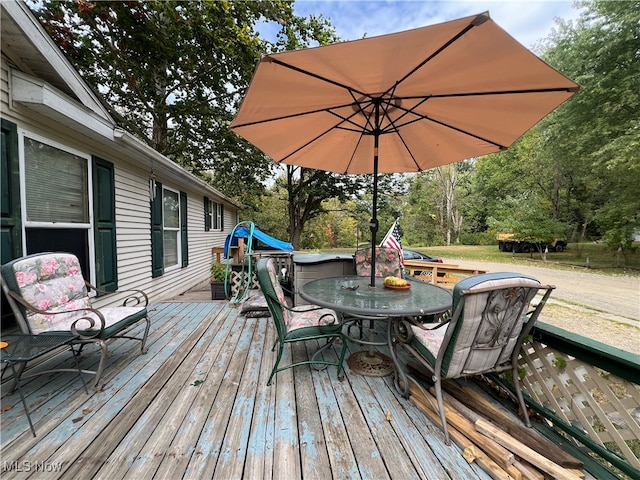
[303,341,367,480]
[243,320,277,480]
[55,304,225,479]
[94,305,235,479]
[1,301,492,480]
[292,342,337,480]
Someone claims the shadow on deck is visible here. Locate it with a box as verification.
[1,300,493,479]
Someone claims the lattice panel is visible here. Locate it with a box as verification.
[519,341,640,469]
[229,270,259,297]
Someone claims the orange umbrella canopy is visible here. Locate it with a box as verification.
[230,12,579,175]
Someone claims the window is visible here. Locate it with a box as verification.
[204,197,212,231]
[214,202,223,230]
[204,197,223,232]
[12,130,117,290]
[21,134,93,280]
[151,182,188,277]
[24,138,89,224]
[163,188,180,268]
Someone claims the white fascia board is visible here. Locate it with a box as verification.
[11,69,115,141]
[4,0,113,121]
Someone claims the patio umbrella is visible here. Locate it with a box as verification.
[230,11,579,286]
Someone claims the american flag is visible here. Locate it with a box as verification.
[381,219,404,266]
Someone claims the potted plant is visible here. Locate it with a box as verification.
[210,261,227,300]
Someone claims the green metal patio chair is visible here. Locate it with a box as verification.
[256,257,347,385]
[393,272,555,445]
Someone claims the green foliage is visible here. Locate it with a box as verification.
[210,261,226,282]
[552,356,567,369]
[30,0,310,199]
[487,192,569,243]
[281,167,370,248]
[502,367,527,383]
[538,0,640,252]
[242,184,290,244]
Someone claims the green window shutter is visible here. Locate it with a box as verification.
[151,181,164,277]
[1,119,22,264]
[92,156,118,292]
[220,204,224,231]
[180,191,188,267]
[204,197,211,231]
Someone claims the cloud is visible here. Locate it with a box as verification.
[293,0,582,49]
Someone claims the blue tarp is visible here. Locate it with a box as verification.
[224,226,293,258]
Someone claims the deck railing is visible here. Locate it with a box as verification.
[403,260,487,288]
[514,322,640,479]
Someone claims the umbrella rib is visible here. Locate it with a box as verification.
[400,86,579,100]
[230,104,350,129]
[231,96,378,132]
[382,107,507,149]
[393,130,422,171]
[277,110,371,164]
[343,131,368,174]
[266,56,371,99]
[392,12,488,91]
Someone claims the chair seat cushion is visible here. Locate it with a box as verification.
[89,306,148,338]
[37,306,147,338]
[284,307,341,340]
[410,325,444,366]
[412,273,542,378]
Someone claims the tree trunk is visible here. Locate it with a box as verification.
[150,60,169,154]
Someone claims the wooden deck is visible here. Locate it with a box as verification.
[0,300,494,479]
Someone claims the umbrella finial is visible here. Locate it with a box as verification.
[472,12,491,26]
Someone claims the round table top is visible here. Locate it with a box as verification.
[299,275,452,317]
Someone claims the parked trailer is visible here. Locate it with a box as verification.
[497,233,567,253]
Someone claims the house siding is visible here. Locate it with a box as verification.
[1,44,239,312]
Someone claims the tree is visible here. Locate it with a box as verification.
[488,193,568,259]
[403,172,445,246]
[433,162,474,245]
[30,0,306,198]
[282,166,370,249]
[539,0,640,252]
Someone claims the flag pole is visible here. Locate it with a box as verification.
[380,218,398,247]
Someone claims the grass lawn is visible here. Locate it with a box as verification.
[412,243,640,276]
[331,242,640,276]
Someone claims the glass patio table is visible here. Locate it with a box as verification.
[299,275,452,384]
[0,333,88,436]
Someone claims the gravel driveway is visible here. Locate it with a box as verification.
[449,259,640,354]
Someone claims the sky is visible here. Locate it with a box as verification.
[281,0,584,51]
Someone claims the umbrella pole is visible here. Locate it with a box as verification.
[370,128,380,288]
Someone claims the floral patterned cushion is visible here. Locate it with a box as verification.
[265,258,291,324]
[262,258,338,332]
[6,253,145,335]
[287,307,338,332]
[354,247,402,278]
[410,325,445,365]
